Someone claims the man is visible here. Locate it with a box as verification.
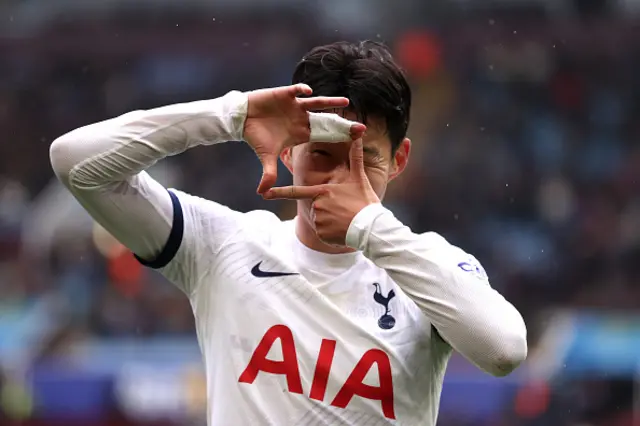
[50,41,527,425]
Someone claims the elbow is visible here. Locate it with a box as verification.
[49,135,73,183]
[485,331,528,377]
[50,131,87,187]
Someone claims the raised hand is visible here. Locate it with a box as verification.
[263,138,380,246]
[244,84,366,194]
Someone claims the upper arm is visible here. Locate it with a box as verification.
[62,171,176,262]
[431,243,527,375]
[56,169,244,296]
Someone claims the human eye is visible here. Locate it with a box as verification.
[362,146,382,161]
[364,151,382,163]
[311,149,331,157]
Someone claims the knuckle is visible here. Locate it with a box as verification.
[317,190,331,201]
[291,130,307,144]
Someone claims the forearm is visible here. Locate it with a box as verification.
[50,90,247,189]
[346,204,527,376]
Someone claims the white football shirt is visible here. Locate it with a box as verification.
[50,90,527,426]
[151,189,451,424]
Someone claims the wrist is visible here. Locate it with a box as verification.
[345,203,388,251]
[178,90,249,147]
[224,91,249,142]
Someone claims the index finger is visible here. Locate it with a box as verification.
[298,96,350,111]
[263,185,326,200]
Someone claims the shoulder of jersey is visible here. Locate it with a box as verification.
[241,209,282,231]
[172,188,281,224]
[241,209,285,243]
[169,188,283,239]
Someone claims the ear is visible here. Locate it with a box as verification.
[280,147,294,174]
[388,138,411,181]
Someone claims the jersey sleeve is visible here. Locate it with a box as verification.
[346,203,528,377]
[49,91,249,296]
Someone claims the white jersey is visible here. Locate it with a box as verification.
[156,191,450,424]
[49,90,527,426]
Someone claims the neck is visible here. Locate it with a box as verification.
[295,207,356,255]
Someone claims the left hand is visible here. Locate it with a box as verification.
[263,138,380,246]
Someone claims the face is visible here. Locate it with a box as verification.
[280,113,411,224]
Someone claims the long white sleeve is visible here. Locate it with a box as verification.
[49,90,248,263]
[346,204,528,377]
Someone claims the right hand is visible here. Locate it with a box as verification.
[244,84,366,194]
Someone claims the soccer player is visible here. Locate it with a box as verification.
[50,41,527,425]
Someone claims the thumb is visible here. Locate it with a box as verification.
[349,138,367,181]
[257,153,279,194]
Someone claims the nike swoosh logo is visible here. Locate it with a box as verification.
[251,261,299,278]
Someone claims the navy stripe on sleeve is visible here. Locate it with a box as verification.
[134,190,184,269]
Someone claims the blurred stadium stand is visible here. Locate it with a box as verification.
[1,0,639,425]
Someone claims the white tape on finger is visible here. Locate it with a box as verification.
[308,112,356,143]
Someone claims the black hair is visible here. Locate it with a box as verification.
[292,40,411,152]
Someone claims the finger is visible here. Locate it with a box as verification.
[350,123,366,140]
[256,153,279,194]
[309,112,366,143]
[263,185,326,200]
[349,138,367,180]
[298,96,349,111]
[289,83,313,97]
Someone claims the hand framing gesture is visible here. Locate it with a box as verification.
[263,138,380,246]
[244,84,366,194]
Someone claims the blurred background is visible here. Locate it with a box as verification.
[0,0,639,425]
